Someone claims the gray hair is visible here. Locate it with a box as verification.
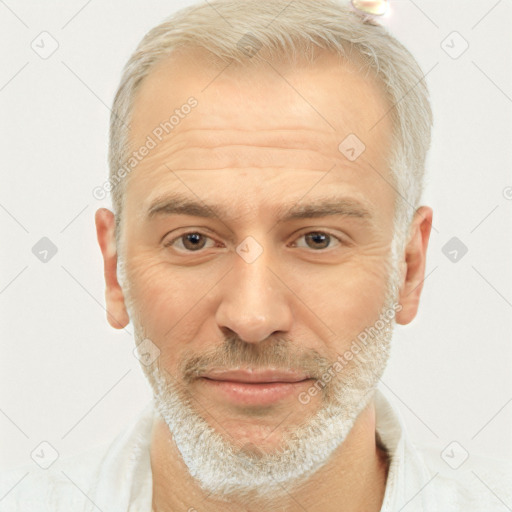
[109,0,433,288]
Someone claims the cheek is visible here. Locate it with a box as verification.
[124,253,186,328]
[281,244,392,343]
[124,251,219,346]
[343,266,392,331]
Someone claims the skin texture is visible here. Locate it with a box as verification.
[95,48,433,511]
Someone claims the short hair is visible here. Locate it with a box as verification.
[109,0,433,281]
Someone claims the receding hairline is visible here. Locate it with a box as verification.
[130,41,384,112]
[109,0,433,263]
[117,44,397,240]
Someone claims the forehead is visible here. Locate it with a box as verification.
[130,47,392,141]
[126,47,395,222]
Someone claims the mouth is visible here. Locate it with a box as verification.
[198,368,314,406]
[202,368,312,383]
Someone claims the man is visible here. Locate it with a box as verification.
[1,0,510,510]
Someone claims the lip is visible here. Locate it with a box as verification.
[201,368,312,383]
[198,368,314,406]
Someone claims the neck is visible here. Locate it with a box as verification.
[150,400,389,512]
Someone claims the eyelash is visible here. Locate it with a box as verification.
[163,230,345,253]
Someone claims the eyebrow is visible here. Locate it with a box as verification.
[147,192,373,223]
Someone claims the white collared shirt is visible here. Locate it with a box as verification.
[1,389,511,511]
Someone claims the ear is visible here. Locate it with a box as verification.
[395,206,433,325]
[95,208,130,329]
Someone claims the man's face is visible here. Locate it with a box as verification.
[116,49,398,496]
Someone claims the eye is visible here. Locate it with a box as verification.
[292,231,342,250]
[164,232,218,252]
[164,230,344,254]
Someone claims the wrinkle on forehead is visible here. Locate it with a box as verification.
[131,126,374,183]
[125,48,396,227]
[129,48,393,151]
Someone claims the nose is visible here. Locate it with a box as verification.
[214,247,293,343]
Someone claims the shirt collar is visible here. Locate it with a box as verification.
[374,388,438,511]
[90,389,437,511]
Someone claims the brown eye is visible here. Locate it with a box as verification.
[181,233,207,251]
[305,232,330,249]
[165,232,215,252]
[293,231,342,251]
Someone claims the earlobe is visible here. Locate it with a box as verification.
[95,208,130,329]
[395,206,433,325]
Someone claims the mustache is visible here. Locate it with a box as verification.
[180,332,333,384]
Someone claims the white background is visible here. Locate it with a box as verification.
[1,0,511,475]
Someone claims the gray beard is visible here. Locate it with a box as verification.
[124,234,402,502]
[144,326,393,502]
[131,285,398,502]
